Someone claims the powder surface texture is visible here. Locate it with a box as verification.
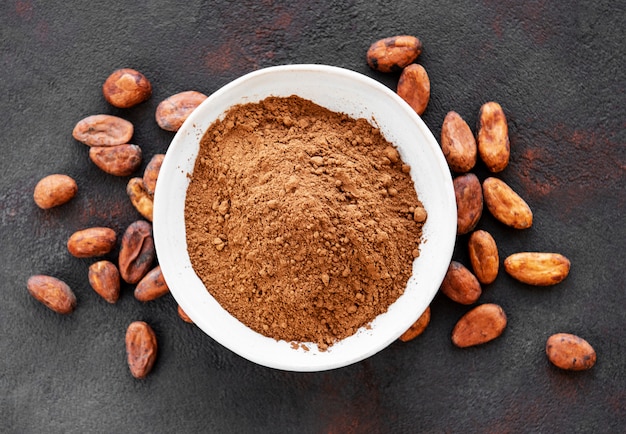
[185,95,426,350]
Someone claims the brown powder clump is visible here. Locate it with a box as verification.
[185,95,426,350]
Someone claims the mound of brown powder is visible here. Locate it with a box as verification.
[184,95,427,350]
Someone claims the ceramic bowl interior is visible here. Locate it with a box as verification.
[153,64,456,372]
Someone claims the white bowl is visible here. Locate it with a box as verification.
[153,64,456,372]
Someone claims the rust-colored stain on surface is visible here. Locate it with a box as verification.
[202,3,304,74]
[318,365,385,434]
[514,124,624,216]
[15,0,34,20]
[483,0,553,45]
[204,40,245,74]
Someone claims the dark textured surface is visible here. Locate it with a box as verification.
[1,1,625,433]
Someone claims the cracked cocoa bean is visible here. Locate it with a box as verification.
[127,177,154,221]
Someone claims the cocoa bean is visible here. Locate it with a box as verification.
[454,173,483,235]
[118,220,155,284]
[125,321,158,379]
[366,35,422,73]
[89,144,142,176]
[177,305,193,324]
[72,114,133,147]
[134,266,169,302]
[88,260,121,303]
[126,177,153,221]
[477,102,510,172]
[546,333,596,371]
[102,68,152,108]
[504,252,570,286]
[397,63,430,116]
[483,177,533,229]
[155,91,207,132]
[143,154,165,196]
[33,174,78,209]
[27,275,76,314]
[398,306,431,342]
[452,303,507,348]
[67,227,116,258]
[440,261,482,305]
[441,111,477,173]
[468,230,499,284]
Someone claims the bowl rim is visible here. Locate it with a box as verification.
[153,64,456,371]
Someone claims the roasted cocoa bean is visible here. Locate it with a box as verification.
[452,303,507,348]
[125,321,158,379]
[143,154,165,196]
[546,333,596,371]
[118,220,155,284]
[127,177,154,221]
[477,102,510,172]
[398,306,431,342]
[88,260,121,303]
[72,114,133,147]
[468,230,499,284]
[67,227,116,258]
[440,261,482,305]
[33,174,78,209]
[483,177,533,229]
[441,111,477,173]
[397,63,430,116]
[155,91,207,132]
[134,266,169,302]
[27,275,77,314]
[504,252,570,286]
[366,35,422,73]
[177,305,193,324]
[89,144,142,176]
[102,68,152,108]
[454,173,483,235]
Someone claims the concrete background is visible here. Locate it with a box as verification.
[1,1,624,432]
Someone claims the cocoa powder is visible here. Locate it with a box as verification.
[185,95,426,350]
